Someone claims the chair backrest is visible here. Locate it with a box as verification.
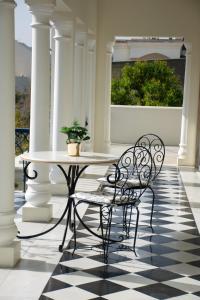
[135,134,165,181]
[106,145,153,205]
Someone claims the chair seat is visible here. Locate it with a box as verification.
[72,191,113,205]
[98,176,148,188]
[72,191,140,206]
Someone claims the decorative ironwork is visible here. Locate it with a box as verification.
[135,133,165,180]
[15,128,29,155]
[73,146,153,262]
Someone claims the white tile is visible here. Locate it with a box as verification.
[169,294,200,300]
[163,251,200,263]
[0,269,51,298]
[44,286,97,300]
[164,277,200,293]
[53,270,100,285]
[164,263,200,276]
[107,273,156,288]
[60,257,104,270]
[166,241,199,251]
[105,289,155,300]
[111,259,156,273]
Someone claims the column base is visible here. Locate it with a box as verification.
[0,241,21,267]
[22,203,52,222]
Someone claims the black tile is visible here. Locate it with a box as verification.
[43,278,71,293]
[136,268,183,282]
[82,215,97,222]
[59,251,82,262]
[186,248,200,256]
[190,274,200,281]
[39,295,53,300]
[89,252,132,264]
[140,235,175,244]
[78,279,127,296]
[185,237,200,245]
[90,298,108,300]
[135,283,185,299]
[150,226,175,234]
[188,260,200,268]
[138,256,180,267]
[52,264,77,276]
[139,244,177,255]
[84,265,129,279]
[183,228,200,236]
[194,291,200,297]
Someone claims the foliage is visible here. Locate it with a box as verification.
[111,61,183,107]
[60,121,90,144]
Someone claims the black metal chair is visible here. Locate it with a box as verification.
[72,145,153,262]
[98,134,165,227]
[134,134,165,226]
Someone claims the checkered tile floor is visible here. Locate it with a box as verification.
[39,166,200,300]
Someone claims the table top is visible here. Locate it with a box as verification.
[20,151,118,165]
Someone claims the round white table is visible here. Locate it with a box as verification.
[18,151,118,252]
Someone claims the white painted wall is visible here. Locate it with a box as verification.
[111,105,182,146]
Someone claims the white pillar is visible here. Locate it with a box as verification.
[0,0,20,267]
[23,0,55,222]
[94,41,114,153]
[178,44,192,162]
[73,30,87,126]
[84,36,96,151]
[49,15,74,186]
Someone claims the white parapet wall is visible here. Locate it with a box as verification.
[111,105,182,146]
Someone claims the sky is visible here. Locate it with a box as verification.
[15,0,32,47]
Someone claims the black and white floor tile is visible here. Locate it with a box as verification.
[39,166,200,300]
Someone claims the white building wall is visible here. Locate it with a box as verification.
[111,105,182,146]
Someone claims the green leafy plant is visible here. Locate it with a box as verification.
[60,121,90,144]
[111,61,183,107]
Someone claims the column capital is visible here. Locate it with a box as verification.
[88,35,96,52]
[184,43,192,56]
[25,0,55,27]
[106,41,114,54]
[75,31,87,47]
[0,0,16,8]
[52,13,74,41]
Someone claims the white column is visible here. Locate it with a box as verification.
[0,0,20,267]
[49,15,74,186]
[84,36,96,151]
[23,0,55,222]
[95,42,114,152]
[178,44,192,162]
[73,30,87,125]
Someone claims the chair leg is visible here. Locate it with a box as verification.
[133,206,140,252]
[127,205,133,237]
[72,202,77,255]
[149,186,155,228]
[59,202,71,252]
[104,207,113,263]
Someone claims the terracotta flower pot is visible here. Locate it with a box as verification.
[67,143,81,156]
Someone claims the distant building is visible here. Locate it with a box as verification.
[113,37,184,62]
[112,37,186,86]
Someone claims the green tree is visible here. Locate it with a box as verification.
[111,61,183,107]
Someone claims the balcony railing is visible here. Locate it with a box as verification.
[15,128,30,155]
[15,128,30,192]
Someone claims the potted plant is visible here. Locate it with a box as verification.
[60,121,90,156]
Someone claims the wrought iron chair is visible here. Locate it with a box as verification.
[72,145,153,262]
[98,134,165,227]
[134,134,165,226]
